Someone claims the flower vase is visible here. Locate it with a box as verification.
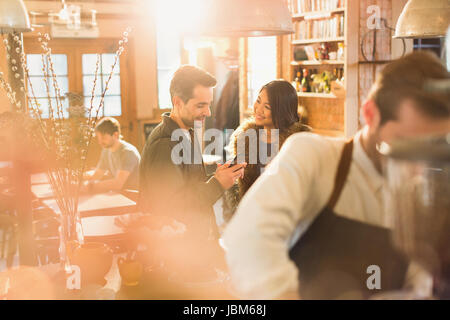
[59,211,84,274]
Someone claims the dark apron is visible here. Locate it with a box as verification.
[289,139,409,299]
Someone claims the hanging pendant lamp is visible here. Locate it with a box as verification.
[192,0,294,37]
[0,0,32,34]
[394,0,450,39]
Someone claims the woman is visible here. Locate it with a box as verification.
[223,80,311,217]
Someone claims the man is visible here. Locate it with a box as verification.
[139,65,245,277]
[223,51,450,299]
[84,117,141,193]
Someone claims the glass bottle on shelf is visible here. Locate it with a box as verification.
[337,42,344,61]
[301,68,311,93]
[294,71,302,92]
[291,70,298,90]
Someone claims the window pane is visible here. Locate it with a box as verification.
[27,54,44,76]
[101,53,120,74]
[82,53,122,117]
[157,69,173,109]
[33,98,49,118]
[156,0,181,109]
[52,77,69,96]
[103,96,122,116]
[84,97,103,118]
[103,75,121,95]
[83,75,103,96]
[28,76,68,98]
[28,77,48,97]
[82,54,100,75]
[27,54,67,77]
[50,54,68,76]
[33,97,69,119]
[247,37,277,108]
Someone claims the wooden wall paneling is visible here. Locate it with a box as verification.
[300,96,345,133]
[345,0,360,137]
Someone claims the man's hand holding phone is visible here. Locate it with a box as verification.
[214,157,247,190]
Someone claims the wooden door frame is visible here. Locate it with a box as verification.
[22,37,137,145]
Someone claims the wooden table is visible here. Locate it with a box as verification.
[31,183,53,199]
[30,172,49,185]
[42,192,137,218]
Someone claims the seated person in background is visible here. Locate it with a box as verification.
[83,117,141,193]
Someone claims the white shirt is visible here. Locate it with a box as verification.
[222,130,432,299]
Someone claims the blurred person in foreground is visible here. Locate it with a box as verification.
[83,117,140,193]
[223,51,450,300]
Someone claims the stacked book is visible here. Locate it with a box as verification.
[290,0,343,15]
[295,14,344,40]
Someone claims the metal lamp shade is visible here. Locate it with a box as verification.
[394,0,450,39]
[192,0,294,37]
[0,0,31,34]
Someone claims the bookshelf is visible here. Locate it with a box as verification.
[291,60,344,66]
[292,7,345,19]
[287,0,359,138]
[297,92,338,99]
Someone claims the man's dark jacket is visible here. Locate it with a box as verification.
[139,113,224,240]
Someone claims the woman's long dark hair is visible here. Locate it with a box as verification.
[259,80,299,130]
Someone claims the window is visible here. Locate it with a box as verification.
[247,37,277,108]
[154,0,206,109]
[27,54,69,118]
[155,0,181,109]
[413,38,442,57]
[82,53,122,117]
[24,39,129,123]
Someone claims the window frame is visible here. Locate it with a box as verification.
[238,36,282,122]
[23,37,135,137]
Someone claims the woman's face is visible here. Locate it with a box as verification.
[253,89,274,129]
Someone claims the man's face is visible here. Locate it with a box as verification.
[377,99,450,147]
[95,131,118,149]
[178,85,213,128]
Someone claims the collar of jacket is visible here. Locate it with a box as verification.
[159,112,183,138]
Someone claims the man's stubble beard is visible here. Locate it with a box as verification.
[181,115,194,129]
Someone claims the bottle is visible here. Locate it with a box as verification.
[340,67,345,83]
[294,71,302,92]
[337,42,344,61]
[301,68,311,92]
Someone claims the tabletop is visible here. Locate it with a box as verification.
[42,192,137,218]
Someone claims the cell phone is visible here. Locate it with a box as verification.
[228,156,238,168]
[228,156,243,172]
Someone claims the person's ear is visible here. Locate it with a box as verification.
[362,99,381,132]
[172,96,184,111]
[113,132,120,140]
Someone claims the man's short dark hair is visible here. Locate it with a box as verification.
[95,117,121,136]
[170,65,217,105]
[368,51,450,125]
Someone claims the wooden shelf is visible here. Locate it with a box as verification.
[291,60,345,66]
[297,92,338,99]
[292,8,345,20]
[292,37,345,45]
